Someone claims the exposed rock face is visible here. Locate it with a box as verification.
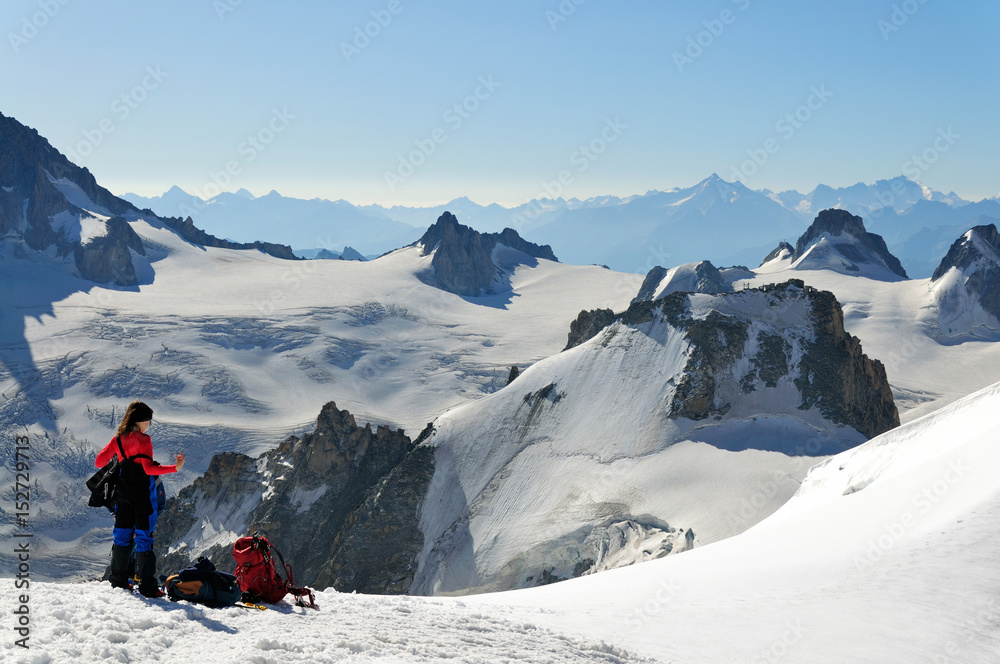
[416,212,558,296]
[760,241,794,266]
[73,216,146,285]
[0,114,129,234]
[158,215,298,260]
[565,308,616,350]
[0,112,298,283]
[314,444,436,593]
[567,279,899,437]
[929,223,1000,335]
[632,260,730,303]
[633,266,669,302]
[156,403,435,593]
[0,112,144,285]
[793,285,900,438]
[793,209,908,278]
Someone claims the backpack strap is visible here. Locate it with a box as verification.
[116,435,153,464]
[269,542,317,609]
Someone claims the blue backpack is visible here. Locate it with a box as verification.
[165,557,242,607]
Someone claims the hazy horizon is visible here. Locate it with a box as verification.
[4,1,998,206]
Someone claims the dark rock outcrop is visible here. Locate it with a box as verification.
[760,241,794,266]
[565,308,616,350]
[0,113,144,285]
[1,111,298,283]
[633,266,668,302]
[930,222,1000,330]
[793,284,900,438]
[73,216,146,285]
[157,404,436,593]
[158,215,298,260]
[632,261,729,304]
[415,212,557,296]
[564,280,899,437]
[0,113,130,236]
[793,209,908,278]
[314,444,436,593]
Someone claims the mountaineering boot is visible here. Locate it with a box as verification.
[136,551,165,598]
[109,544,132,591]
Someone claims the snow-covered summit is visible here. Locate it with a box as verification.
[779,208,908,280]
[778,176,966,217]
[929,222,1000,338]
[632,261,753,302]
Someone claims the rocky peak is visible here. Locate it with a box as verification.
[632,261,728,303]
[760,241,794,266]
[0,112,144,285]
[931,223,1000,281]
[416,212,558,296]
[155,402,436,594]
[793,208,908,279]
[567,279,899,438]
[929,222,1000,336]
[1,111,298,284]
[339,246,366,261]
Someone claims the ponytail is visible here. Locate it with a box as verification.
[116,401,153,437]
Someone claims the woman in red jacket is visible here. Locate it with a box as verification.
[95,400,185,597]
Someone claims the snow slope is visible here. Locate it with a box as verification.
[468,379,1000,663]
[6,378,1000,664]
[409,285,869,595]
[929,227,1000,339]
[785,232,908,281]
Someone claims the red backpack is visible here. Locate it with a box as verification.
[232,534,317,608]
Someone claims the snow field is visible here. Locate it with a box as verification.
[465,379,1000,663]
[0,582,656,664]
[1,218,642,579]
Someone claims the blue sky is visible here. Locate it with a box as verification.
[2,0,997,206]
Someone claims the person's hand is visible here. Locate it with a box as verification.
[174,452,185,470]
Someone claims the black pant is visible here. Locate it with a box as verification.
[113,500,157,552]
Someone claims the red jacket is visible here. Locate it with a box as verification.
[95,431,177,475]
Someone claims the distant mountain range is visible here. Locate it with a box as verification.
[124,176,1000,277]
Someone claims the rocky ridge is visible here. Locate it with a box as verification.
[156,215,298,260]
[929,223,1000,335]
[0,111,297,285]
[416,212,558,296]
[0,112,144,285]
[568,279,899,438]
[156,402,435,593]
[631,261,754,304]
